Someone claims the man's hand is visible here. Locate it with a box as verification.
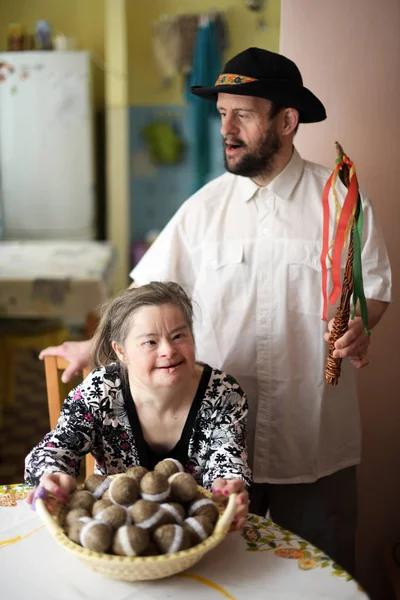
[212,478,249,531]
[39,339,93,383]
[324,317,370,368]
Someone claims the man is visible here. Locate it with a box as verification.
[41,48,391,574]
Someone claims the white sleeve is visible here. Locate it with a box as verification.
[129,203,196,294]
[360,193,392,302]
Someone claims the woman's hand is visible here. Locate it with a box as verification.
[26,472,77,508]
[212,478,249,531]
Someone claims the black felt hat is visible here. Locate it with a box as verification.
[190,47,326,124]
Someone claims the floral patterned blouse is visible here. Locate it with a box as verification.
[25,363,252,490]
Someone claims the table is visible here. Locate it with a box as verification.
[0,241,117,327]
[0,484,368,600]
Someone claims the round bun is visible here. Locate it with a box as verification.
[92,498,113,517]
[64,507,91,528]
[112,525,149,556]
[80,519,113,553]
[67,516,91,544]
[188,498,219,525]
[124,465,148,485]
[153,524,191,554]
[84,474,111,498]
[140,472,170,502]
[95,505,130,530]
[129,499,171,532]
[168,472,198,503]
[108,475,139,506]
[184,516,214,545]
[154,458,184,478]
[160,502,185,525]
[68,490,96,512]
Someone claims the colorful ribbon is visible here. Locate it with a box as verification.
[320,153,370,335]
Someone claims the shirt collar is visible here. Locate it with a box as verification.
[268,147,304,200]
[237,146,305,203]
[235,174,259,203]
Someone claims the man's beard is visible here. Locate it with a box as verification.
[223,124,281,178]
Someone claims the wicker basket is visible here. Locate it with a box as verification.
[35,482,237,582]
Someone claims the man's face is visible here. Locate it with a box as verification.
[217,93,281,178]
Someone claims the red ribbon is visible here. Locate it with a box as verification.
[320,170,335,321]
[329,171,359,304]
[320,158,359,320]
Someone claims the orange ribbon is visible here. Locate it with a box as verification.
[329,169,359,304]
[320,158,359,320]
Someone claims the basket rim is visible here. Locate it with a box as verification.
[36,480,236,566]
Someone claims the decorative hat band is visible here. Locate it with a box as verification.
[215,73,258,86]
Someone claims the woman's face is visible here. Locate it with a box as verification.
[112,303,196,390]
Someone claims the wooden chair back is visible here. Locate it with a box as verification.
[44,356,95,477]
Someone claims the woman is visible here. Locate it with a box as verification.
[25,282,251,529]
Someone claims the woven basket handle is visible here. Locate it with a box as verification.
[35,498,63,538]
[214,492,238,535]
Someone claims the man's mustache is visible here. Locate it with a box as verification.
[224,137,246,147]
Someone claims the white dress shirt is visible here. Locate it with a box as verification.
[130,148,391,483]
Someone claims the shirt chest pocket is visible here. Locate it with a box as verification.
[198,242,245,311]
[204,241,244,271]
[286,247,344,317]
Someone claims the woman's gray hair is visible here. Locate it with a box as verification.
[91,281,194,368]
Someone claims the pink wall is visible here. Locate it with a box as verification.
[280,1,400,598]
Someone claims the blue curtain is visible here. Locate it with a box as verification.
[186,19,222,193]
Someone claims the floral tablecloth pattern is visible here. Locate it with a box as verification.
[243,514,354,581]
[0,483,29,507]
[0,484,368,599]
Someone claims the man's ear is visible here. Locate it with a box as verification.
[281,108,299,136]
[112,340,125,363]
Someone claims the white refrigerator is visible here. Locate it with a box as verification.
[0,51,95,240]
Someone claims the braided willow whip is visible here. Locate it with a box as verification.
[325,142,359,386]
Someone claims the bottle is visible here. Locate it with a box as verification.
[35,20,52,50]
[8,23,25,51]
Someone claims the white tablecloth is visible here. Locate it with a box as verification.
[0,241,116,319]
[0,485,369,600]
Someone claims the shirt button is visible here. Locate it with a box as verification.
[263,228,269,235]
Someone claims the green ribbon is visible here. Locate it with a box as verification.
[351,194,370,335]
[337,168,370,336]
